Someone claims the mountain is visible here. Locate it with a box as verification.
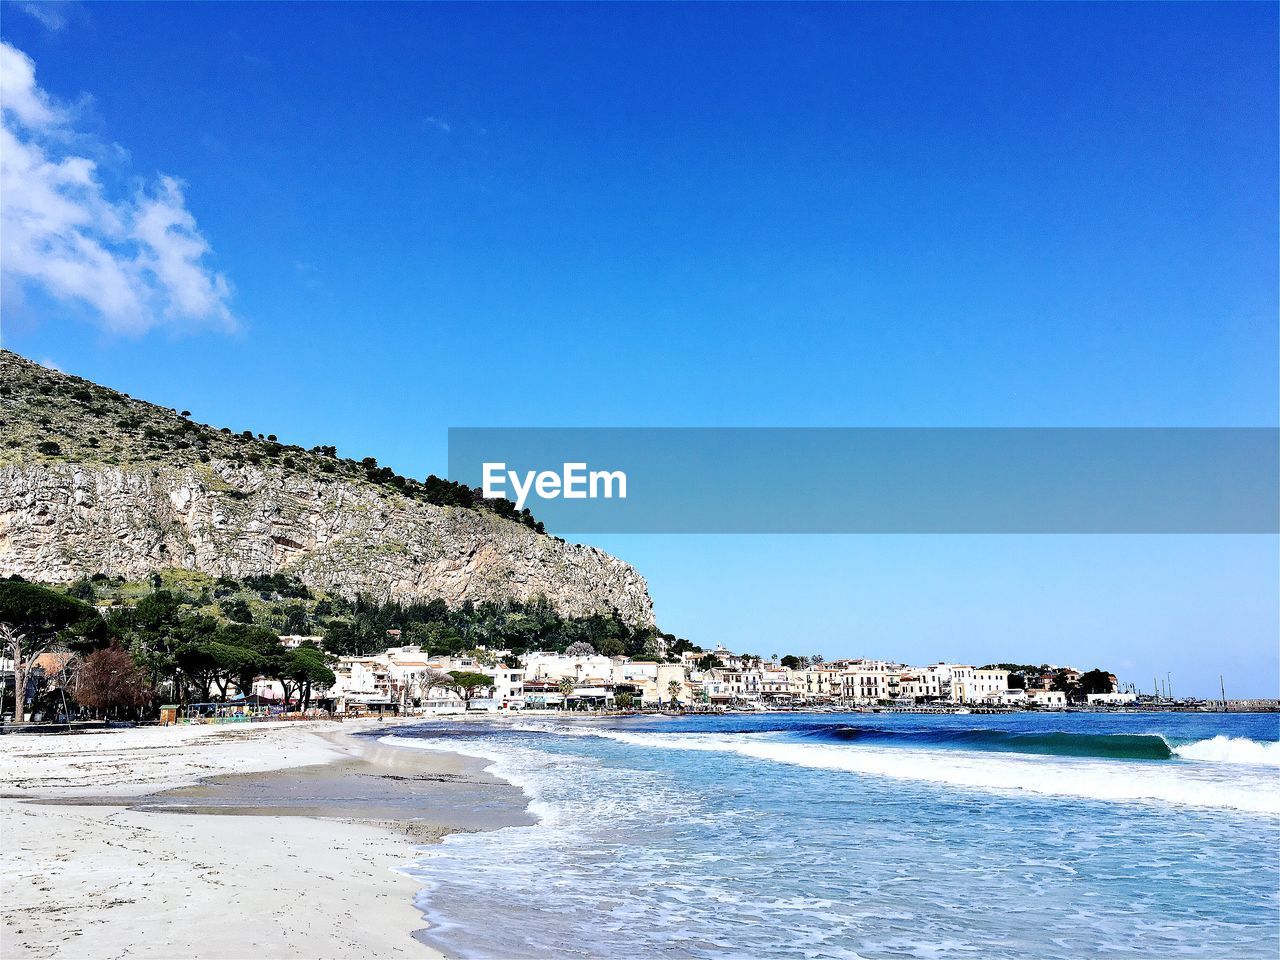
[0,351,654,624]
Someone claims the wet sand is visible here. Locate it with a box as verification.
[128,731,535,833]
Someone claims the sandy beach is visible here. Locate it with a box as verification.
[0,720,530,960]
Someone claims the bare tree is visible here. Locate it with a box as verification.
[0,626,68,723]
[406,668,454,707]
[1,623,26,722]
[43,650,78,722]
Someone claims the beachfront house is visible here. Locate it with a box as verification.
[1086,692,1137,706]
[1025,689,1069,709]
[758,666,797,703]
[329,656,396,713]
[797,666,844,702]
[940,665,1012,703]
[523,652,615,684]
[847,667,901,704]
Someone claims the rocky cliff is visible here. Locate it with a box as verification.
[0,351,654,623]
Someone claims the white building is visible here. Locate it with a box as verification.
[758,667,795,701]
[612,660,657,686]
[523,652,615,683]
[486,664,525,708]
[845,667,901,703]
[1026,689,1068,709]
[951,667,1011,703]
[1086,692,1137,706]
[990,688,1028,706]
[898,670,946,702]
[278,634,324,650]
[329,656,395,711]
[796,667,844,701]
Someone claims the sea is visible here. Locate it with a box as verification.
[382,711,1280,959]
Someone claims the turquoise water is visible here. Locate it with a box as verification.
[385,712,1280,959]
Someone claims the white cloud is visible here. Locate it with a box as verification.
[0,41,237,334]
[133,176,234,326]
[0,40,58,126]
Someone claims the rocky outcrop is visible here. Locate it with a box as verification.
[0,461,654,624]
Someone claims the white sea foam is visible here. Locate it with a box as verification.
[579,729,1280,815]
[1171,735,1280,767]
[384,731,885,959]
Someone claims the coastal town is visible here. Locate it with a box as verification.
[5,575,1256,727]
[257,636,1136,716]
[0,573,1150,727]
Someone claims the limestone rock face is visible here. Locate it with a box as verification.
[0,461,654,624]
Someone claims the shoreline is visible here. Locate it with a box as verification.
[0,719,531,960]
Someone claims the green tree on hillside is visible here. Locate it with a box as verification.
[65,578,96,602]
[219,598,253,623]
[599,637,626,657]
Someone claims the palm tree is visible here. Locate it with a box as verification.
[666,679,681,705]
[557,677,574,710]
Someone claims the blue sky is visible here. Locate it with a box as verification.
[2,2,1276,695]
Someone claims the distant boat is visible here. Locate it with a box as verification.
[954,708,972,714]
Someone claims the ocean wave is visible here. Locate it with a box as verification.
[642,722,1280,766]
[583,729,1280,815]
[809,726,1178,760]
[813,727,1280,766]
